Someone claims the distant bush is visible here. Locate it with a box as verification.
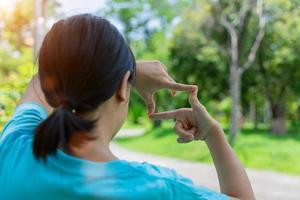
[0,62,35,129]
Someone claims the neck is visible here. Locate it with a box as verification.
[68,115,119,162]
[69,139,118,162]
[68,98,124,162]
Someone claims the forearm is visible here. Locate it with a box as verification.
[205,125,255,199]
[19,74,53,114]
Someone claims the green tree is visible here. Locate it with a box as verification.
[212,0,265,141]
[170,0,266,142]
[170,2,228,103]
[246,0,300,134]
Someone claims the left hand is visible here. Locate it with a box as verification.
[149,89,220,142]
[134,60,197,114]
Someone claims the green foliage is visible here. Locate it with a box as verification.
[128,90,147,124]
[0,47,33,73]
[241,0,300,127]
[170,0,300,131]
[0,50,35,129]
[169,0,230,101]
[257,0,300,99]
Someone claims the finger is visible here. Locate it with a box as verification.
[149,110,179,120]
[165,81,197,92]
[193,128,202,140]
[177,137,192,143]
[175,121,194,141]
[145,94,156,115]
[177,127,197,143]
[188,89,202,108]
[184,127,197,139]
[189,89,211,121]
[189,126,198,136]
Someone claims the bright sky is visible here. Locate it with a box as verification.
[56,0,124,33]
[58,0,107,14]
[0,0,15,12]
[0,0,122,34]
[0,0,107,15]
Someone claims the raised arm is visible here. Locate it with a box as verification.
[150,90,255,200]
[19,74,53,114]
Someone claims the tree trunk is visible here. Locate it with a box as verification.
[249,101,257,129]
[271,100,286,135]
[263,100,270,126]
[229,65,241,142]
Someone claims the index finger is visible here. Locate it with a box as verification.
[149,110,179,120]
[165,81,197,92]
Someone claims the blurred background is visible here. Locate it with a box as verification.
[0,0,299,197]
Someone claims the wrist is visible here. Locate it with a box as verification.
[204,122,224,144]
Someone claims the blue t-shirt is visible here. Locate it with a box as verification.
[0,102,228,200]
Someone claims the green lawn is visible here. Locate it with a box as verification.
[115,122,300,176]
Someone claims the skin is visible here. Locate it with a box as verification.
[19,60,254,199]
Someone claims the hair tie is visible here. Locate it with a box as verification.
[55,105,76,114]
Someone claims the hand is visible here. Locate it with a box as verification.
[149,89,221,143]
[134,60,196,114]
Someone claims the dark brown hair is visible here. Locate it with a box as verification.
[33,14,136,160]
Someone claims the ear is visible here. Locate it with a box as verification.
[116,71,131,102]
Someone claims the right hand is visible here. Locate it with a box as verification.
[134,60,197,115]
[149,89,221,143]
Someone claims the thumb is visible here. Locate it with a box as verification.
[188,89,201,108]
[189,89,211,121]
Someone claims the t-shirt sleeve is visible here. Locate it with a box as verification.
[167,171,229,200]
[0,102,48,145]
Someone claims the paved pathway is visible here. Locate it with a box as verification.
[111,142,300,200]
[115,128,145,138]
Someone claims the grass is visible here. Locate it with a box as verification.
[115,122,300,176]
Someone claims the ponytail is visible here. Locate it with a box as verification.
[33,107,95,160]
